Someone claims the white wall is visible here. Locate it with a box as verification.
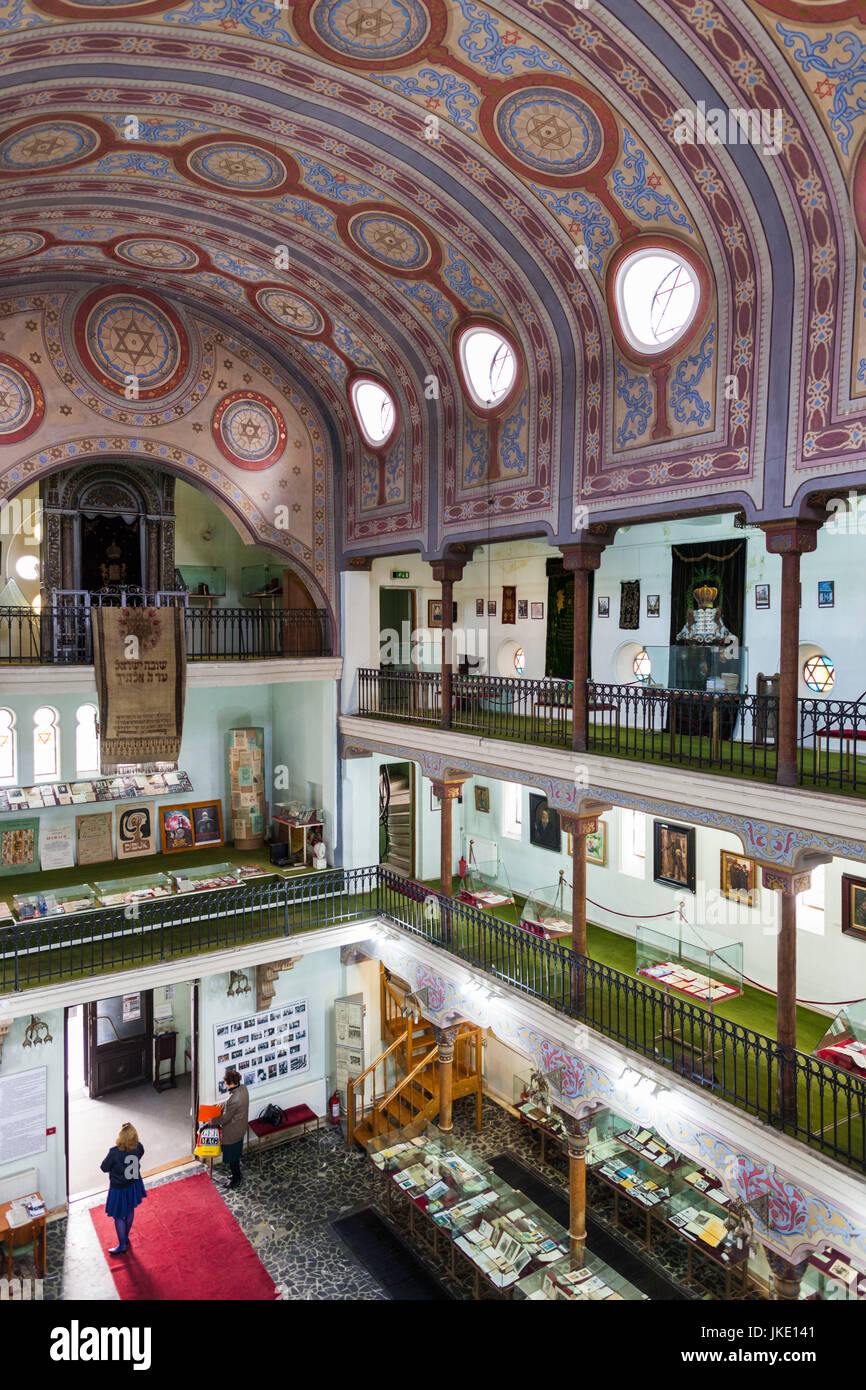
[270,679,338,862]
[0,1009,65,1211]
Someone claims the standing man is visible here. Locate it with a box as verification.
[217,1067,250,1189]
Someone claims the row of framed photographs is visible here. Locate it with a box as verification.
[593,583,837,617]
[427,599,545,625]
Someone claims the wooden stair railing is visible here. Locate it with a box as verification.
[371,1042,440,1137]
[346,1027,408,1146]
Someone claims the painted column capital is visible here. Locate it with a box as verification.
[432,1023,460,1062]
[429,776,469,802]
[759,864,812,895]
[760,520,821,555]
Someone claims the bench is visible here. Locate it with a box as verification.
[246,1103,322,1167]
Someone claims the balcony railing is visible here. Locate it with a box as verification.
[0,604,331,664]
[0,865,862,1174]
[357,669,866,795]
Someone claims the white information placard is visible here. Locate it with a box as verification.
[0,1066,47,1165]
[214,998,309,1096]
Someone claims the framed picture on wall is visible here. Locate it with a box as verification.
[755,584,770,609]
[192,800,224,847]
[720,850,758,908]
[647,595,660,617]
[474,785,490,813]
[487,600,497,616]
[652,821,696,893]
[818,581,834,608]
[841,873,866,941]
[160,804,194,853]
[529,794,561,852]
[517,599,529,620]
[597,597,610,618]
[568,822,607,866]
[475,598,484,617]
[531,602,544,619]
[428,598,443,628]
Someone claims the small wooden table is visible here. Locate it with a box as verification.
[0,1192,46,1280]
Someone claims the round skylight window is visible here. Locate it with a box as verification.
[457,325,518,410]
[350,378,396,449]
[614,248,700,355]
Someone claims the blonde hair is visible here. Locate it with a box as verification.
[116,1122,139,1152]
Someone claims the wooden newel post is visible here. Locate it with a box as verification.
[566,1118,592,1265]
[760,522,820,788]
[561,537,611,754]
[760,863,812,1125]
[433,1025,460,1133]
[431,555,470,732]
[430,776,467,898]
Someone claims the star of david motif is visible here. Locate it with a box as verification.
[213,153,264,182]
[136,245,178,264]
[275,299,306,324]
[0,385,19,416]
[344,4,395,40]
[524,110,574,153]
[103,309,164,375]
[233,410,268,447]
[370,224,410,257]
[20,131,70,161]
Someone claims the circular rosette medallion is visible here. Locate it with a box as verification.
[73,287,190,399]
[0,355,44,443]
[348,210,431,271]
[0,231,45,262]
[310,0,430,59]
[256,288,325,335]
[492,86,606,180]
[212,392,287,470]
[183,139,293,196]
[0,119,101,174]
[114,238,200,272]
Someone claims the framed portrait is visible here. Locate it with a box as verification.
[647,594,660,617]
[192,800,224,847]
[474,785,490,813]
[597,596,610,618]
[0,816,39,876]
[428,598,443,628]
[487,599,497,616]
[754,584,770,609]
[720,850,758,908]
[160,804,194,853]
[517,599,529,620]
[529,794,561,852]
[841,873,866,941]
[567,822,607,865]
[653,820,696,893]
[531,602,544,619]
[818,580,834,608]
[115,801,157,861]
[475,598,484,617]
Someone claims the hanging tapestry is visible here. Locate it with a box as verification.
[544,559,593,679]
[502,586,516,624]
[669,540,746,647]
[619,580,640,629]
[92,606,186,773]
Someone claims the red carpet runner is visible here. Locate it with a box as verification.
[90,1171,280,1300]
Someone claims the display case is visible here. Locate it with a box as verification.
[176,565,226,599]
[512,1069,570,1157]
[172,863,242,893]
[664,1188,748,1267]
[799,1245,866,1300]
[515,1249,647,1301]
[95,872,172,907]
[635,922,742,1004]
[641,644,749,694]
[241,564,284,599]
[458,853,514,910]
[519,872,573,941]
[12,884,96,920]
[814,1000,866,1076]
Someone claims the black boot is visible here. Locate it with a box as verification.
[228,1160,242,1189]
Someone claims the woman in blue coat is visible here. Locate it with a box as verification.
[100,1121,146,1255]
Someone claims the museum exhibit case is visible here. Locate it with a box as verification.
[12,884,97,919]
[513,1068,570,1162]
[635,922,743,1004]
[798,1245,866,1300]
[518,873,573,941]
[458,854,515,910]
[172,863,243,893]
[95,872,173,907]
[814,1001,866,1076]
[514,1249,647,1301]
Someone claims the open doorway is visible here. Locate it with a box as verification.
[66,983,197,1200]
[379,761,415,877]
[379,587,415,672]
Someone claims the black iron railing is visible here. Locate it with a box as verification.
[0,605,331,664]
[0,864,862,1171]
[358,668,866,795]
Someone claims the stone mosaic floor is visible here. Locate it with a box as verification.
[19,1096,759,1301]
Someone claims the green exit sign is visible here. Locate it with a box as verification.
[391,570,410,580]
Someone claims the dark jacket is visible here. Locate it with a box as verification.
[218,1084,250,1146]
[100,1142,145,1189]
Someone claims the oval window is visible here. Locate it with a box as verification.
[350,378,396,449]
[457,326,518,410]
[614,248,700,355]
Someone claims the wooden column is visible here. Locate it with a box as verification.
[431,554,470,732]
[146,519,160,593]
[761,522,820,787]
[566,1118,592,1265]
[432,1025,460,1133]
[561,537,611,753]
[760,864,811,1123]
[430,776,467,898]
[60,515,75,589]
[766,1250,808,1301]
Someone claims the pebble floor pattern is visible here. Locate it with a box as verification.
[19,1097,761,1301]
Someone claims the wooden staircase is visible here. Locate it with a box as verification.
[346,967,483,1148]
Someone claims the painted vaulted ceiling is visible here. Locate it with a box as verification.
[0,0,863,575]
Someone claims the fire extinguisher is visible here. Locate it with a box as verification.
[458,855,467,880]
[329,1089,341,1124]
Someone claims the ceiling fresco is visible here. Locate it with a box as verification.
[0,0,862,557]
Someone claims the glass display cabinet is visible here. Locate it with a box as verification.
[813,1000,866,1076]
[636,922,743,1004]
[172,863,242,893]
[512,1069,570,1160]
[458,853,514,910]
[664,1188,747,1266]
[639,644,749,694]
[519,872,573,941]
[13,884,96,920]
[799,1246,866,1300]
[515,1249,647,1301]
[95,872,173,907]
[176,565,226,599]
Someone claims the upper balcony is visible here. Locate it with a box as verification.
[356,669,866,800]
[0,600,333,665]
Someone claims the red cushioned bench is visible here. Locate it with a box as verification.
[245,1103,322,1167]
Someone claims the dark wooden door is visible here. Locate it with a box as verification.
[85,991,153,1099]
